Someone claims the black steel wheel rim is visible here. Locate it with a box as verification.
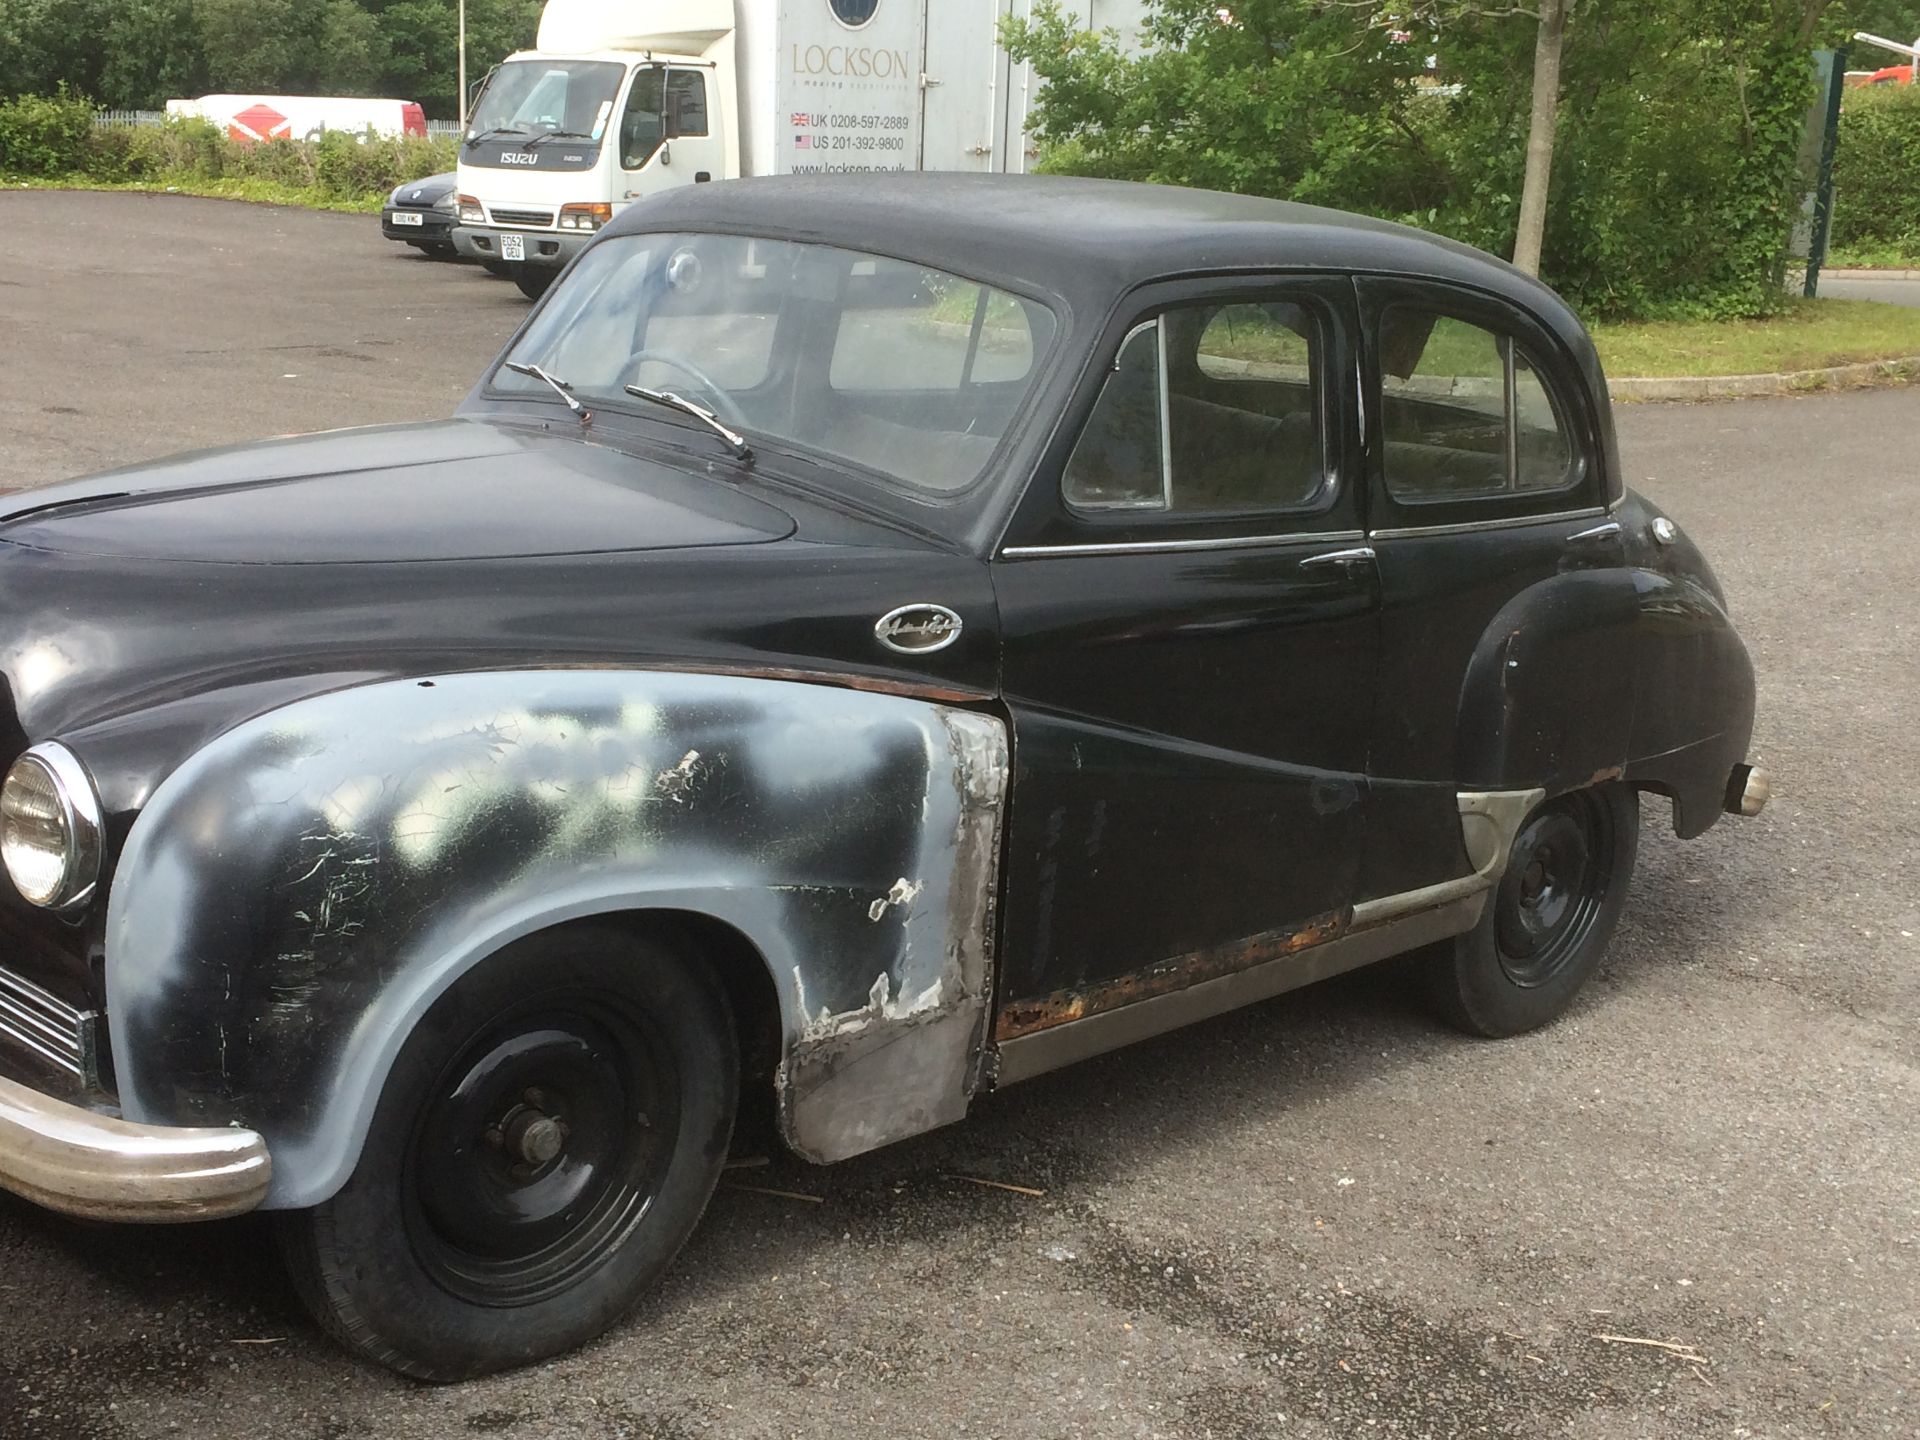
[1493,791,1615,989]
[403,991,679,1308]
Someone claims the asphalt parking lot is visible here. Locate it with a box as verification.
[1,190,1916,1440]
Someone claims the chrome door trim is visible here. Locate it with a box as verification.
[1297,545,1376,574]
[1369,506,1608,541]
[1564,520,1623,545]
[1000,529,1366,560]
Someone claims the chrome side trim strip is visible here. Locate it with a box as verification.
[1370,507,1607,541]
[994,894,1484,1087]
[992,786,1545,1087]
[1349,788,1542,928]
[1001,529,1366,560]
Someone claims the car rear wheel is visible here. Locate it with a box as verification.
[1427,783,1637,1038]
[278,923,737,1380]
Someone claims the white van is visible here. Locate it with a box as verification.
[166,95,430,144]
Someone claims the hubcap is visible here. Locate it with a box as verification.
[1493,793,1614,988]
[404,998,677,1307]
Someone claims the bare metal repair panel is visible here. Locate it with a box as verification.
[103,671,1008,1208]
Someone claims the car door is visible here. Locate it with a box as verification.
[990,275,1380,1046]
[618,67,725,199]
[1355,277,1630,902]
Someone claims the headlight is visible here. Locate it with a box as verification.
[458,193,485,224]
[1,744,103,909]
[557,202,612,231]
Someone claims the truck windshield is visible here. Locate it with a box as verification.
[466,59,624,145]
[492,233,1059,498]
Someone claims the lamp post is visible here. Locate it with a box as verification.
[459,0,469,129]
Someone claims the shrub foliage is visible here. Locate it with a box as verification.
[1005,1,1871,320]
[1830,85,1920,258]
[0,90,453,205]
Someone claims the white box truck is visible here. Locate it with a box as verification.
[452,0,1144,295]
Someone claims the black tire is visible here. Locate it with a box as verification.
[481,259,513,278]
[425,241,458,260]
[1428,783,1638,1038]
[278,923,737,1381]
[514,267,556,301]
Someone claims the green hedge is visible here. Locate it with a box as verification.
[0,91,455,207]
[0,88,94,174]
[1831,85,1920,261]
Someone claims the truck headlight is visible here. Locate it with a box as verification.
[558,202,612,231]
[457,193,485,224]
[1,744,103,909]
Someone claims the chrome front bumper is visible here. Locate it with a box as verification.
[0,1074,270,1222]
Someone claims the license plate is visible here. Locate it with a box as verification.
[391,211,424,227]
[501,234,526,261]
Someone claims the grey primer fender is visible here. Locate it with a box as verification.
[104,672,1009,1209]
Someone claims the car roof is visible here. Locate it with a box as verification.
[605,173,1579,330]
[600,174,1619,509]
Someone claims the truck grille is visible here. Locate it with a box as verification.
[490,207,555,228]
[0,963,100,1087]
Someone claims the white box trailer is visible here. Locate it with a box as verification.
[452,0,1144,291]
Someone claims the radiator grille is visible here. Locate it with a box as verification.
[0,964,100,1087]
[489,207,555,228]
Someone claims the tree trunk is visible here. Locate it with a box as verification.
[1511,0,1569,277]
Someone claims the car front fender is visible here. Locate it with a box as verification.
[104,670,1008,1208]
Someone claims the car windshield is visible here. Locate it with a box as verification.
[466,59,624,143]
[492,232,1059,496]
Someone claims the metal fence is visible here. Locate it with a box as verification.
[93,109,167,129]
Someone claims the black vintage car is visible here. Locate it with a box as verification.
[0,175,1766,1380]
[380,171,459,257]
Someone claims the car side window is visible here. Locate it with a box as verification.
[665,71,708,137]
[1064,301,1326,516]
[620,70,666,169]
[1377,307,1573,501]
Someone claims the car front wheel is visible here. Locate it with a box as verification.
[278,923,737,1380]
[515,267,556,301]
[1428,783,1638,1038]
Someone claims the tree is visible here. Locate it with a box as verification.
[1002,2,1440,215]
[192,0,324,91]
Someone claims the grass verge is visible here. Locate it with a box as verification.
[1591,298,1920,377]
[4,173,383,213]
[1825,243,1920,271]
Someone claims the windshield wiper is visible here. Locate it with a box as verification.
[623,386,753,461]
[505,361,590,425]
[525,129,598,149]
[465,125,529,145]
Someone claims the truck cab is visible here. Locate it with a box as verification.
[453,48,735,297]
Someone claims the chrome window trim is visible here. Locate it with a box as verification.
[1001,529,1365,560]
[1155,318,1174,510]
[1368,506,1608,541]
